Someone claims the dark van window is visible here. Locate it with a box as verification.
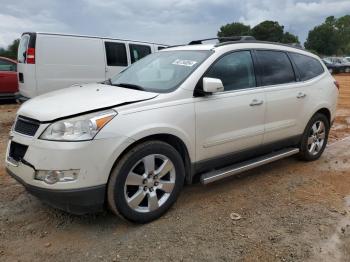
[157,46,166,51]
[105,42,127,66]
[129,44,152,63]
[290,53,324,81]
[256,50,295,86]
[205,51,256,91]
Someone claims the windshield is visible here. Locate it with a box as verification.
[111,50,212,93]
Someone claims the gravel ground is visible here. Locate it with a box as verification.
[0,75,350,262]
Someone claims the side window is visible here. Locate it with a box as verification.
[104,42,127,66]
[205,51,256,91]
[157,46,166,51]
[256,50,295,86]
[290,53,324,81]
[0,59,16,72]
[129,44,152,63]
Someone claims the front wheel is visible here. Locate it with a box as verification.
[107,141,185,223]
[299,113,330,161]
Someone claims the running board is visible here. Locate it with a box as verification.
[200,148,299,184]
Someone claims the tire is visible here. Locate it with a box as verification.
[299,113,330,161]
[107,140,185,223]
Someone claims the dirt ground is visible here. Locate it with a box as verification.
[0,75,350,262]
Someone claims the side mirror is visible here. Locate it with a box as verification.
[203,77,224,93]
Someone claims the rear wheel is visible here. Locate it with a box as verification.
[107,141,185,223]
[299,113,330,161]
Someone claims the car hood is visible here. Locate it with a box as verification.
[18,84,158,122]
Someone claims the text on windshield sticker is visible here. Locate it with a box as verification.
[172,59,198,67]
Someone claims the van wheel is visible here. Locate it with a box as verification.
[299,113,330,161]
[107,141,185,223]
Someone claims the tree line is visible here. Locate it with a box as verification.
[218,15,350,56]
[0,39,19,60]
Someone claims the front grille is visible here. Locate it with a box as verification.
[9,141,28,162]
[14,116,40,136]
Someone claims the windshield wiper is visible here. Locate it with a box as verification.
[113,83,145,91]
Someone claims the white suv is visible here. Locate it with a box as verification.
[6,39,339,223]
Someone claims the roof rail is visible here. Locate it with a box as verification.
[214,39,304,50]
[188,36,255,45]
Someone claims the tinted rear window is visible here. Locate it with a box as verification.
[0,59,16,71]
[105,42,127,66]
[256,50,295,86]
[129,44,152,63]
[290,53,324,81]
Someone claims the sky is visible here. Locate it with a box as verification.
[0,0,350,48]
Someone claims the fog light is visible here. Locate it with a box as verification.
[35,170,79,184]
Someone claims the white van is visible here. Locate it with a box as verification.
[17,32,167,100]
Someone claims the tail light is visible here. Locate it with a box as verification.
[334,80,340,90]
[26,48,35,64]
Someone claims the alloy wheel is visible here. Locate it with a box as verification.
[124,154,176,213]
[307,120,326,156]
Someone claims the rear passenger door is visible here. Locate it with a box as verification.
[255,50,301,144]
[104,41,128,79]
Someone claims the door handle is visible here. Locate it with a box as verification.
[250,99,264,106]
[297,92,307,99]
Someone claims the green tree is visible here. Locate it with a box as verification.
[217,22,251,38]
[336,15,350,54]
[281,32,300,44]
[251,21,284,42]
[304,15,350,56]
[0,39,20,60]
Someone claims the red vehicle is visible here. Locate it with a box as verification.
[0,56,18,100]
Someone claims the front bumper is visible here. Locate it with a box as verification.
[6,167,105,214]
[5,127,134,214]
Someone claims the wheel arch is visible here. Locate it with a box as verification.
[109,133,194,185]
[314,107,332,125]
[316,108,331,123]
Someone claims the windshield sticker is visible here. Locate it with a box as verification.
[172,59,198,67]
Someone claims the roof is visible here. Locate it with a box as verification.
[22,32,168,46]
[163,41,318,59]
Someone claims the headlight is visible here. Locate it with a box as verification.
[40,110,117,141]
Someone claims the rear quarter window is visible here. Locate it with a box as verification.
[289,53,325,81]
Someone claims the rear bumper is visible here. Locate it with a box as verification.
[6,167,106,215]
